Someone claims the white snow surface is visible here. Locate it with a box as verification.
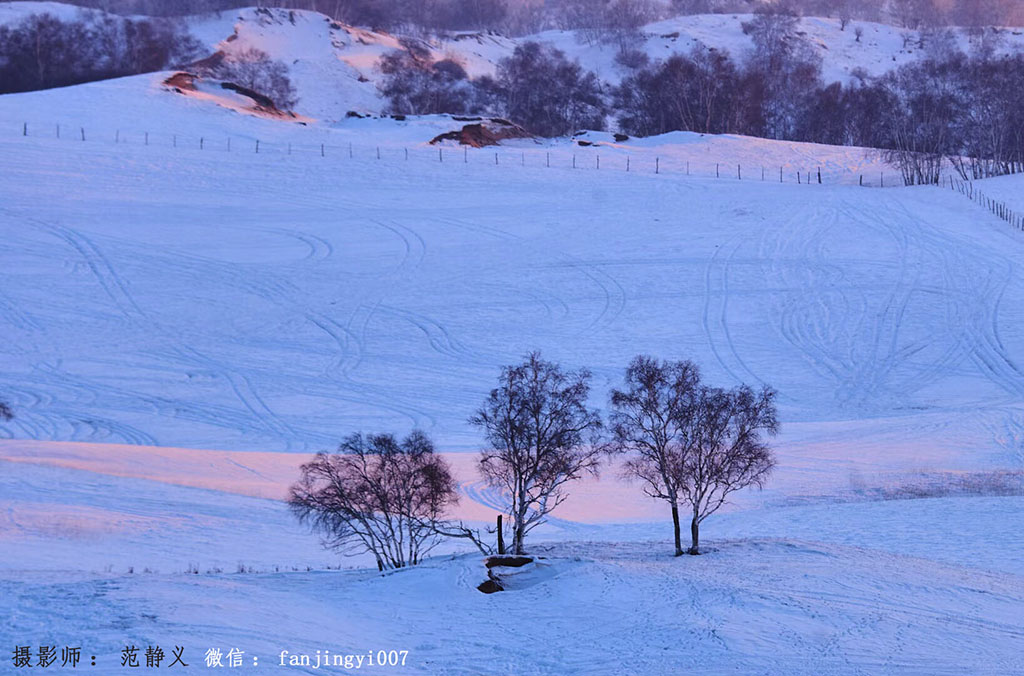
[3,46,1024,674]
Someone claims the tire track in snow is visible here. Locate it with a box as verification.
[10,210,303,448]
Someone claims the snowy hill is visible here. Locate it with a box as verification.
[6,3,1024,122]
[181,6,1024,120]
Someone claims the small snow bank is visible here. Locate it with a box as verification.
[476,555,581,593]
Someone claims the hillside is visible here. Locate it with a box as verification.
[185,6,1024,120]
[6,2,1024,122]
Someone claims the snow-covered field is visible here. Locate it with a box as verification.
[2,47,1024,673]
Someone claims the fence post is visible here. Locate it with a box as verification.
[201,137,205,150]
[439,147,443,163]
[762,167,765,181]
[546,152,550,168]
[145,132,149,146]
[818,167,822,184]
[627,157,630,172]
[521,152,524,166]
[686,160,690,175]
[737,164,741,180]
[495,152,498,165]
[572,154,576,169]
[497,515,505,555]
[597,155,600,170]
[349,142,353,158]
[227,138,231,152]
[376,146,380,160]
[716,163,720,178]
[404,147,407,161]
[115,130,120,143]
[322,144,325,157]
[287,142,291,155]
[23,122,27,136]
[56,124,60,139]
[656,157,660,174]
[464,147,468,163]
[780,166,783,182]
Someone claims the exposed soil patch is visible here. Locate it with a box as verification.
[430,119,532,147]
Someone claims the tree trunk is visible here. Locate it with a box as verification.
[497,515,505,555]
[671,502,683,557]
[688,516,700,555]
[513,509,526,555]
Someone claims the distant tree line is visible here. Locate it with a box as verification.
[7,0,1021,34]
[380,6,1024,183]
[0,10,202,94]
[290,352,778,567]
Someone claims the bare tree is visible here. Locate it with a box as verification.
[681,384,778,554]
[0,401,12,421]
[207,47,298,109]
[288,431,458,570]
[603,0,658,52]
[609,356,701,557]
[470,352,603,555]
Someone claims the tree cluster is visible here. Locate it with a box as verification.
[380,40,606,137]
[0,10,203,94]
[378,39,488,116]
[290,352,778,569]
[614,24,1024,184]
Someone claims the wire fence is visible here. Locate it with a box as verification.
[13,120,903,189]
[946,175,1024,232]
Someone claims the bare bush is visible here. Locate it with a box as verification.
[615,46,739,136]
[0,401,12,421]
[493,41,607,137]
[206,48,298,110]
[379,43,486,115]
[289,431,458,570]
[470,352,603,555]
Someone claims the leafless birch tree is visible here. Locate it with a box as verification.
[682,384,778,554]
[610,356,701,556]
[470,352,603,555]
